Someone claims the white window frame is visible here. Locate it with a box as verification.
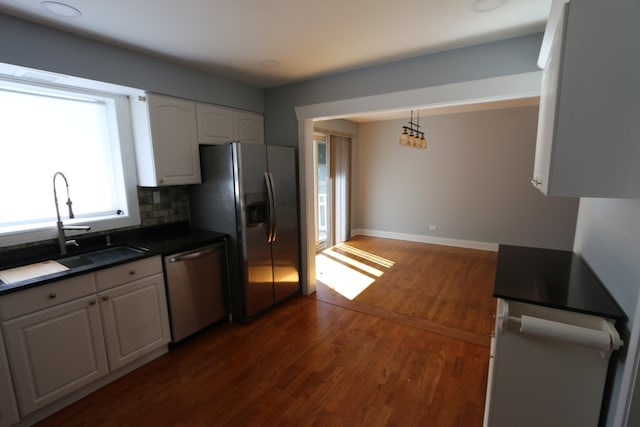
[0,69,141,247]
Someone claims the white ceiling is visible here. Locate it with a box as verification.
[0,0,552,89]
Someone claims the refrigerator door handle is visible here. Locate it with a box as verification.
[268,171,278,242]
[264,171,276,243]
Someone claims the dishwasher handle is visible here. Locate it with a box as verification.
[168,244,223,263]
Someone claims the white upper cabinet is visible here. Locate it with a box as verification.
[196,103,264,145]
[130,93,263,185]
[130,93,201,186]
[533,0,640,197]
[235,111,264,145]
[196,104,235,144]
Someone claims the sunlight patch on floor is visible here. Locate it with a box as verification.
[316,254,375,300]
[322,248,384,277]
[315,242,396,300]
[334,243,395,268]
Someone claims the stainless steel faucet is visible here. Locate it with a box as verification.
[53,172,91,254]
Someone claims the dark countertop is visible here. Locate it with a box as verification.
[0,222,226,295]
[493,244,626,321]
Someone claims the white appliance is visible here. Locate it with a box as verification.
[484,298,623,427]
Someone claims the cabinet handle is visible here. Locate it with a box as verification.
[128,269,136,275]
[89,299,96,305]
[48,293,57,299]
[102,295,109,301]
[531,178,542,186]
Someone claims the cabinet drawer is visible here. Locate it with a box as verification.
[0,274,96,321]
[95,256,162,291]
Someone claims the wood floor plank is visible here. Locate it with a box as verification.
[35,238,495,427]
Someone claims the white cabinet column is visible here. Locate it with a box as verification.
[0,328,19,427]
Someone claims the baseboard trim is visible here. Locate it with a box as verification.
[351,228,499,252]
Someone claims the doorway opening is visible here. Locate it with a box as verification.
[313,131,351,252]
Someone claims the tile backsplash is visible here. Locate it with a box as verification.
[138,186,190,226]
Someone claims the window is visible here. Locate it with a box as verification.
[313,132,328,249]
[0,75,140,246]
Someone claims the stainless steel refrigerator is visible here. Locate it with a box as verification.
[190,142,300,322]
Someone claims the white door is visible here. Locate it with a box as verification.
[3,296,108,416]
[99,274,170,371]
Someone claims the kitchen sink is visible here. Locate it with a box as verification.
[58,245,145,269]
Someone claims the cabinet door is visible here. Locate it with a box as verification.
[235,111,264,145]
[532,2,566,195]
[534,0,640,197]
[0,329,19,427]
[147,94,201,185]
[99,274,170,371]
[3,296,107,416]
[196,103,236,145]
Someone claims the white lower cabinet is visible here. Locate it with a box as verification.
[0,255,170,424]
[0,329,19,427]
[99,273,170,371]
[484,299,622,427]
[3,295,108,416]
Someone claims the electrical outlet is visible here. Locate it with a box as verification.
[152,191,161,204]
[428,224,437,231]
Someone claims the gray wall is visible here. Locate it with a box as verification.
[356,107,578,250]
[0,13,263,112]
[574,198,640,426]
[264,33,543,147]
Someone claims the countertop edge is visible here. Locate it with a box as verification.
[0,224,226,296]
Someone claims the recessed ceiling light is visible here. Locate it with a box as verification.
[259,59,280,69]
[41,1,81,17]
[472,0,507,12]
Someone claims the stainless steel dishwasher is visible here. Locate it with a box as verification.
[163,241,227,342]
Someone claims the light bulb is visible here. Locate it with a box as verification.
[399,129,409,146]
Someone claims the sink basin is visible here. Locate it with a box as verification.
[0,260,70,285]
[58,245,145,269]
[57,255,93,269]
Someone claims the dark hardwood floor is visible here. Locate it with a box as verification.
[36,237,497,426]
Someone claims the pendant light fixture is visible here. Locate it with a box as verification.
[399,110,427,149]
